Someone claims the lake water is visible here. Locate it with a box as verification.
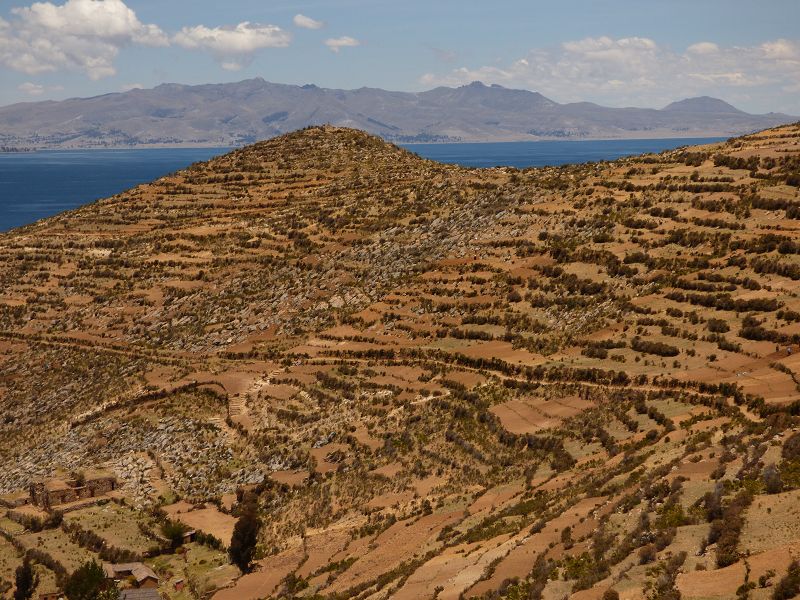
[0,137,724,232]
[0,148,231,232]
[403,137,726,169]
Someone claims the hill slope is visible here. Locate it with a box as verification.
[662,96,746,114]
[0,124,800,598]
[0,78,795,148]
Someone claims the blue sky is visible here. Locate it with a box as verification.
[1,0,799,113]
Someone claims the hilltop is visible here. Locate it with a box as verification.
[0,79,795,148]
[0,123,800,598]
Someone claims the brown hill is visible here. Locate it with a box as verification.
[0,123,800,598]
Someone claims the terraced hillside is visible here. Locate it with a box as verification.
[0,123,800,599]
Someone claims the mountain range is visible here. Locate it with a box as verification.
[0,78,795,148]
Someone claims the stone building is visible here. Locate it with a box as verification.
[29,470,117,510]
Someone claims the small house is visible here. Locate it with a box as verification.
[104,562,159,588]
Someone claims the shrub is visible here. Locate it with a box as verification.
[638,544,657,564]
[582,345,608,359]
[631,338,679,357]
[783,433,800,461]
[707,319,730,333]
[773,561,800,599]
[561,526,574,549]
[764,463,784,494]
[714,490,753,568]
[195,530,224,550]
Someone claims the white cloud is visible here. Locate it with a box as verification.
[0,2,294,78]
[121,82,144,91]
[687,42,719,55]
[324,36,359,53]
[761,39,800,60]
[14,0,167,44]
[174,21,291,70]
[16,81,63,96]
[0,0,167,79]
[420,36,800,112]
[293,14,323,30]
[18,82,45,96]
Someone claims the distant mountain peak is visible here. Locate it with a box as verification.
[449,81,554,104]
[662,96,744,114]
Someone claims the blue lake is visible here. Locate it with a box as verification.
[0,148,231,232]
[0,137,724,232]
[403,137,726,169]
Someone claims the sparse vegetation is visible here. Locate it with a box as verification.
[0,123,798,599]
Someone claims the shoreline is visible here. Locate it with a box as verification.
[0,134,732,152]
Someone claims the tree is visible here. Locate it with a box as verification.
[64,561,117,600]
[14,554,38,600]
[229,499,261,573]
[161,519,189,552]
